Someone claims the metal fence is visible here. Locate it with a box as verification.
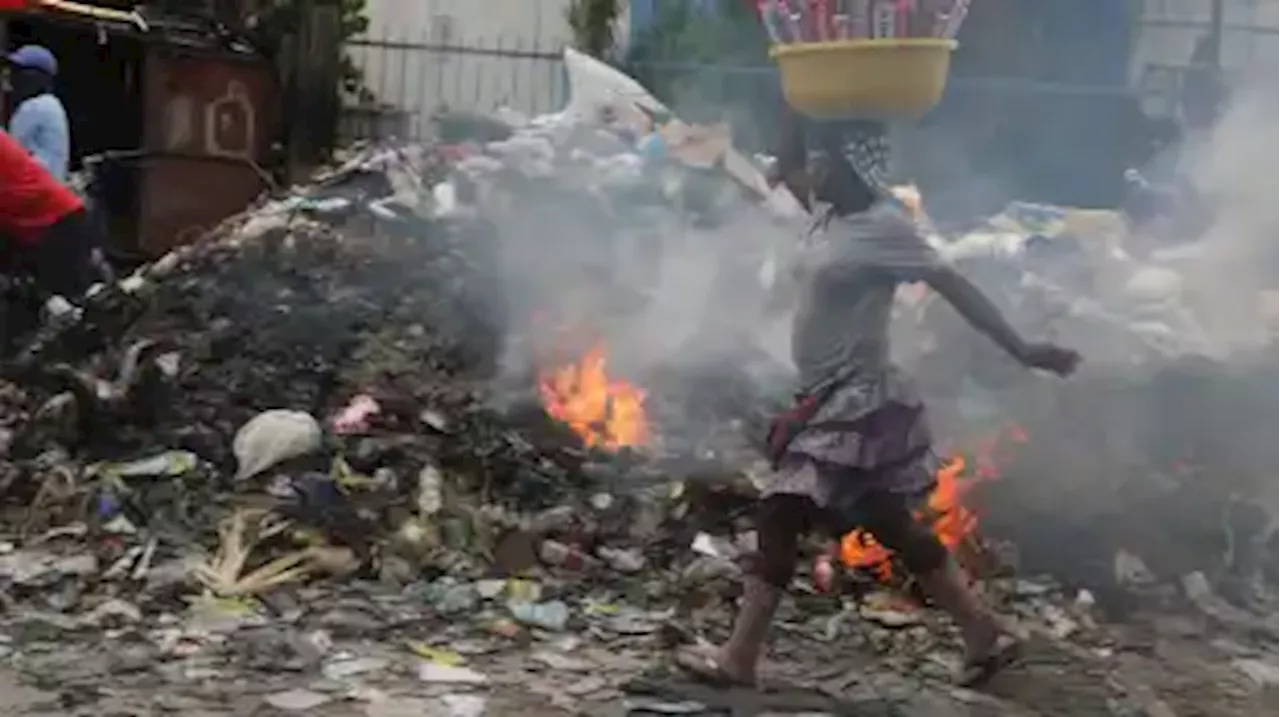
[623,60,1188,209]
[341,32,567,143]
[338,46,1244,207]
[341,4,1276,206]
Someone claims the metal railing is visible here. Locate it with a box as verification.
[342,32,567,143]
[340,8,1276,206]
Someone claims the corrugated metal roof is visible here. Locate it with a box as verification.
[5,0,268,59]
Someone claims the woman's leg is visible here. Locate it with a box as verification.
[683,493,815,684]
[858,490,1009,673]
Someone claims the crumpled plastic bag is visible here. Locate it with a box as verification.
[561,47,782,209]
[562,47,661,125]
[329,394,381,435]
[99,450,200,478]
[233,409,323,481]
[658,121,732,169]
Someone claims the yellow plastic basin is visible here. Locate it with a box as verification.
[770,38,957,121]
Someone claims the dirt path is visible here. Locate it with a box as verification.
[0,568,1270,717]
[0,614,1268,717]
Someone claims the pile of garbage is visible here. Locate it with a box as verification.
[0,119,771,611]
[0,49,1272,716]
[2,43,1273,608]
[0,154,870,713]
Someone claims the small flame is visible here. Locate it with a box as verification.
[539,343,649,450]
[839,423,1026,580]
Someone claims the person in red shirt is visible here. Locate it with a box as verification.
[0,127,99,300]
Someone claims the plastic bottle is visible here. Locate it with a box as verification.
[758,0,791,43]
[938,0,971,39]
[871,0,897,38]
[894,0,912,37]
[850,0,870,39]
[508,600,570,631]
[832,14,850,39]
[789,11,808,41]
[807,0,831,40]
[538,539,596,570]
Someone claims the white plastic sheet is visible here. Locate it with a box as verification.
[561,48,805,219]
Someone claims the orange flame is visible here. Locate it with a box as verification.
[839,423,1027,580]
[539,343,650,450]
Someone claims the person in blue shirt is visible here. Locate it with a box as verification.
[6,45,69,182]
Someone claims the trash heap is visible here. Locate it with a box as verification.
[1,73,1273,620]
[921,203,1211,363]
[895,197,1278,608]
[0,135,889,716]
[0,124,775,609]
[0,51,1272,717]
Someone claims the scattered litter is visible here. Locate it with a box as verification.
[417,462,445,516]
[233,410,323,480]
[438,694,488,717]
[331,394,381,435]
[0,48,1263,717]
[1232,658,1279,689]
[1114,549,1156,585]
[532,649,593,671]
[416,662,488,685]
[858,603,923,629]
[509,600,571,631]
[407,642,465,666]
[323,656,391,681]
[98,450,199,478]
[265,689,332,711]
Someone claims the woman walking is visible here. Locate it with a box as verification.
[678,108,1081,687]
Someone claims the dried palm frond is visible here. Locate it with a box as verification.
[23,461,89,536]
[191,508,349,597]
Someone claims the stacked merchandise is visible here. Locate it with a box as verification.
[756,0,970,43]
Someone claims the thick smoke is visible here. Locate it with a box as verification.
[904,71,1279,591]
[473,52,1276,593]
[485,154,793,407]
[1170,75,1279,348]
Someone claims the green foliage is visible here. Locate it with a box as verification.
[252,0,370,46]
[566,0,620,59]
[250,0,371,93]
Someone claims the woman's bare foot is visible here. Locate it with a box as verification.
[914,561,1020,685]
[960,615,1002,662]
[674,642,757,687]
[958,629,1021,687]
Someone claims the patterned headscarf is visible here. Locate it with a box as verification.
[837,124,891,195]
[802,120,893,225]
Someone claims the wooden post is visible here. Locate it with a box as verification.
[1208,0,1225,69]
[0,16,9,122]
[286,0,342,181]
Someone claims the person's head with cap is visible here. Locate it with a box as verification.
[6,45,57,101]
[8,45,57,76]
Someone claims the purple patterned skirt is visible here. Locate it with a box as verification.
[763,368,939,524]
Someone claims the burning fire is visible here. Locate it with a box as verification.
[840,423,1028,581]
[536,337,1024,581]
[539,343,650,450]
